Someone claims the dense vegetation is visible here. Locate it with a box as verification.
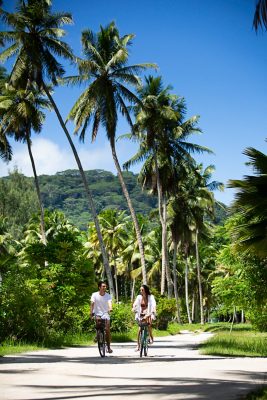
[0,0,266,367]
[38,169,157,230]
[0,168,226,232]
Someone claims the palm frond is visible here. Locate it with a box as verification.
[253,0,267,31]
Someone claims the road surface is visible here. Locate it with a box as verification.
[1,332,266,400]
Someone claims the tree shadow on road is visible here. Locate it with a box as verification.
[15,372,267,400]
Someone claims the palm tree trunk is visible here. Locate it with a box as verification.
[191,291,195,322]
[172,239,181,323]
[110,141,147,284]
[42,84,115,298]
[195,228,204,324]
[113,254,119,302]
[153,152,173,296]
[162,197,173,298]
[153,152,167,295]
[131,278,135,302]
[25,133,46,245]
[185,254,192,324]
[241,309,245,323]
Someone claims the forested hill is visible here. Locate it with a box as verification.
[1,168,227,232]
[39,169,158,230]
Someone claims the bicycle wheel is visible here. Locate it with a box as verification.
[140,327,148,357]
[143,327,148,357]
[97,328,105,357]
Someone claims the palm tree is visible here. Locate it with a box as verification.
[0,66,12,162]
[66,22,155,285]
[0,0,115,296]
[190,165,222,324]
[0,85,50,244]
[228,145,267,258]
[98,209,129,301]
[124,75,212,296]
[253,0,267,31]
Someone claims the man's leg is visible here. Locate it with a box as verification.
[105,320,113,353]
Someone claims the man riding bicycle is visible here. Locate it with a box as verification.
[90,281,113,353]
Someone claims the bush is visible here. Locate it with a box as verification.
[110,302,134,333]
[155,297,177,330]
[247,305,267,332]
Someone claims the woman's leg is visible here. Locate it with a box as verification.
[135,325,141,350]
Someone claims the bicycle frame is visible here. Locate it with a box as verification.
[95,317,107,358]
[139,320,149,357]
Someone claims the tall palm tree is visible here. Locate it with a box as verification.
[124,75,212,296]
[0,85,50,244]
[228,145,267,258]
[98,209,129,301]
[189,165,222,324]
[67,22,155,285]
[0,0,115,295]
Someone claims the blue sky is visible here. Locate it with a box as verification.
[1,0,267,205]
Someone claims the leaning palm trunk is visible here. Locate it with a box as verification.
[26,133,46,245]
[42,84,115,297]
[172,239,181,323]
[195,228,204,324]
[185,255,192,324]
[110,141,147,284]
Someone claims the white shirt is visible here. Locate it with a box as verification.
[91,291,112,318]
[132,294,155,320]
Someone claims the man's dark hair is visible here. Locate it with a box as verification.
[98,280,107,289]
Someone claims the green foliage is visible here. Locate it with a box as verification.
[0,170,39,239]
[0,210,96,343]
[243,387,267,400]
[199,331,267,357]
[155,297,177,330]
[228,146,267,259]
[38,169,157,230]
[110,302,134,333]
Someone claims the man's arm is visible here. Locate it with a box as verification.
[90,301,95,318]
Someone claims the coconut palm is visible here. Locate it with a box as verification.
[124,75,212,296]
[190,164,223,323]
[98,209,129,301]
[228,145,267,258]
[0,86,50,244]
[66,22,155,285]
[0,0,115,295]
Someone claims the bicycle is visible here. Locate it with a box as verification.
[139,318,150,357]
[94,314,108,358]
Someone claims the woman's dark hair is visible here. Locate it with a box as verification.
[141,284,151,296]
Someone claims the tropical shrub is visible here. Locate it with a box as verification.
[155,297,177,330]
[110,302,133,333]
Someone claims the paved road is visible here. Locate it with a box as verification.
[0,332,266,400]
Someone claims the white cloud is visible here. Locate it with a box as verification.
[0,137,118,177]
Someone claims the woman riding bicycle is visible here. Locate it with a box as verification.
[132,284,156,351]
